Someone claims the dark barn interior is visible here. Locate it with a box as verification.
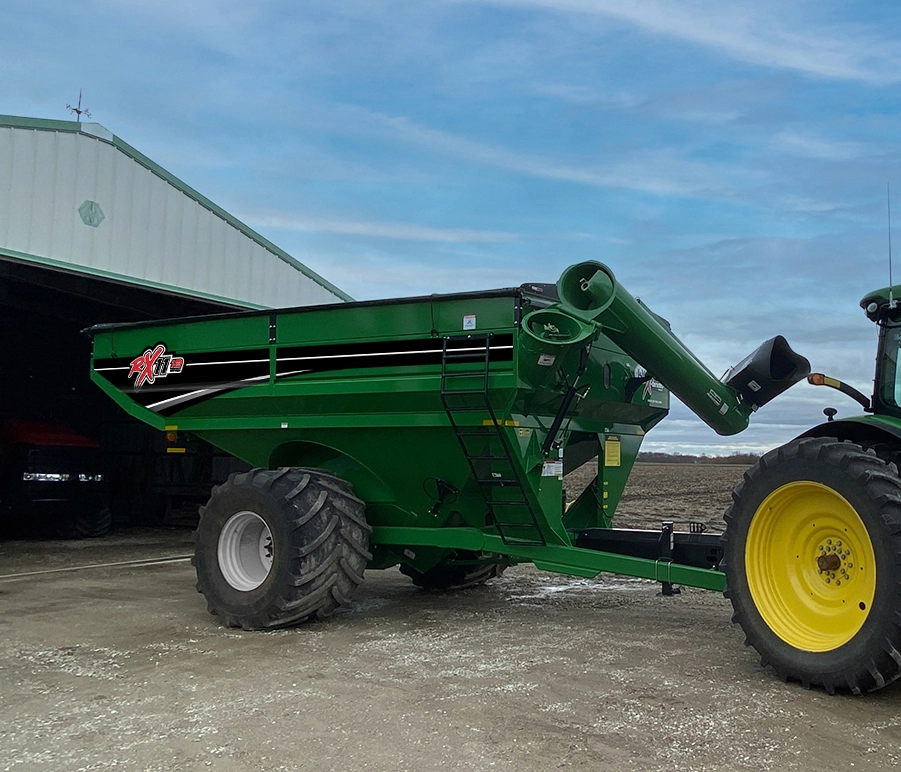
[0,258,248,534]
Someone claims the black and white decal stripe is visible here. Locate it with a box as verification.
[93,348,272,414]
[274,336,513,378]
[144,375,272,412]
[95,335,514,416]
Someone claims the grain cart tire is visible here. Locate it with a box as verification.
[723,437,901,694]
[401,559,506,590]
[193,467,371,630]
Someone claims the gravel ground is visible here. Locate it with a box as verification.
[2,465,901,772]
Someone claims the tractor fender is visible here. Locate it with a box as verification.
[797,415,901,448]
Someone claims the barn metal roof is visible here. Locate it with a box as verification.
[0,115,351,309]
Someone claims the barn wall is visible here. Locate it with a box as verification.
[0,118,349,310]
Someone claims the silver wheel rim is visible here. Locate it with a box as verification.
[217,511,273,591]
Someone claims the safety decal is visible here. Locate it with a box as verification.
[604,436,622,467]
[128,344,185,390]
[541,460,564,478]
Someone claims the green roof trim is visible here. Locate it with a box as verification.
[0,114,353,302]
[0,246,269,311]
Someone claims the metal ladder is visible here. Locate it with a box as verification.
[440,334,545,546]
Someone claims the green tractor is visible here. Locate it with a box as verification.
[723,284,901,695]
[87,260,900,694]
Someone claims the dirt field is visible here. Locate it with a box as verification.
[3,463,901,772]
[565,460,745,532]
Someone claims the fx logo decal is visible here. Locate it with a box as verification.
[128,344,185,390]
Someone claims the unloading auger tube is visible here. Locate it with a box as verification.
[552,261,810,435]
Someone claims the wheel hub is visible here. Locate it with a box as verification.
[217,511,274,591]
[815,539,853,586]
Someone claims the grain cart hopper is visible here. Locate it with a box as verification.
[721,283,901,695]
[88,262,808,660]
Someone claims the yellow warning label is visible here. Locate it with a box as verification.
[604,436,621,467]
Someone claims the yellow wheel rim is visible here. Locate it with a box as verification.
[745,481,876,652]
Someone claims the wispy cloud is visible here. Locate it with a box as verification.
[770,131,870,161]
[244,211,517,243]
[482,0,901,83]
[94,0,269,45]
[299,252,527,300]
[350,107,762,197]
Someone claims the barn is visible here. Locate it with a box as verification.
[0,114,348,534]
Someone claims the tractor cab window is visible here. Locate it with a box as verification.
[880,327,901,409]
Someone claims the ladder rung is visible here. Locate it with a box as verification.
[494,522,539,529]
[441,383,486,391]
[493,519,541,528]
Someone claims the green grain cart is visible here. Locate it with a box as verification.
[90,260,895,694]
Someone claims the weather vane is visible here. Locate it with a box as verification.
[66,89,91,123]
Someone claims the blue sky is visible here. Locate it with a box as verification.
[3,0,901,454]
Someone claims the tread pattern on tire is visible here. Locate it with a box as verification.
[723,437,901,694]
[194,467,371,630]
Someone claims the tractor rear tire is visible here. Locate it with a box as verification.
[193,467,371,630]
[723,437,901,694]
[401,559,506,590]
